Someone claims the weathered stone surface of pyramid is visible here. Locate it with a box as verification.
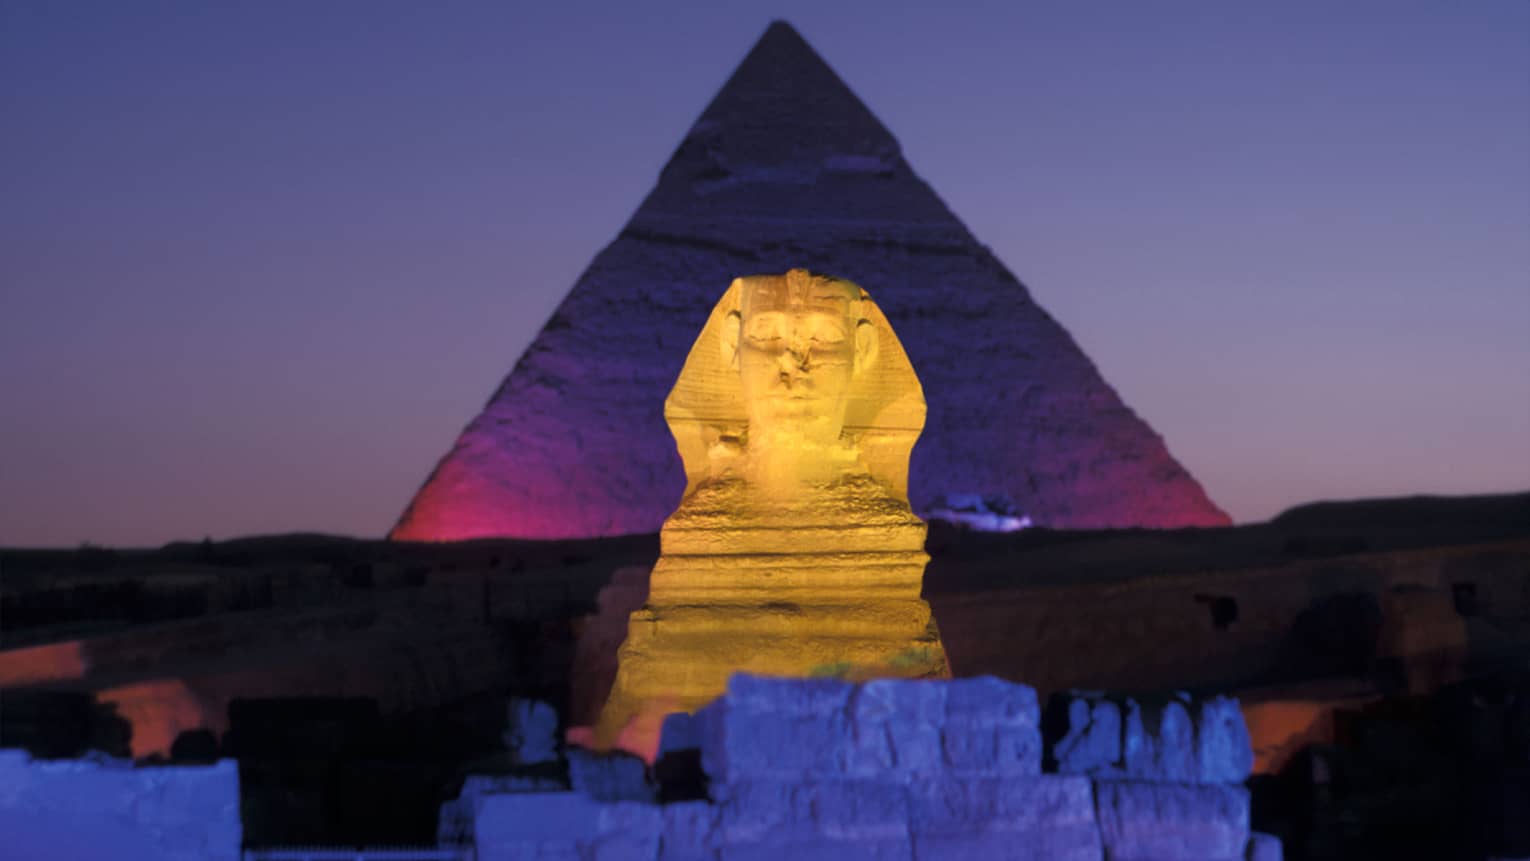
[392,21,1228,541]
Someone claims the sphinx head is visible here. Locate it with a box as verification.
[663,271,922,501]
[722,269,879,449]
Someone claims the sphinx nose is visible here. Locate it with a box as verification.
[775,350,809,381]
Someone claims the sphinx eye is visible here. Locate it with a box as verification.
[744,314,786,342]
[808,319,847,344]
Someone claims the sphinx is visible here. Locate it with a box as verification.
[594,270,949,754]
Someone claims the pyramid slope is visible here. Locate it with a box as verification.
[392,22,1228,541]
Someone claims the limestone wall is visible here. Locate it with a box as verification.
[0,751,241,860]
[464,674,1279,860]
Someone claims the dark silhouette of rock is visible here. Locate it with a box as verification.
[0,691,132,760]
[503,698,558,766]
[169,729,220,764]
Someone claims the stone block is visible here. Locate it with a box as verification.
[996,717,1045,774]
[809,780,911,841]
[699,701,856,784]
[505,698,560,766]
[940,722,996,774]
[1050,694,1123,776]
[440,774,570,844]
[1123,696,1197,783]
[475,791,605,846]
[945,675,1040,727]
[1154,699,1197,783]
[848,678,946,776]
[852,678,948,727]
[725,675,855,715]
[718,779,909,843]
[1061,691,1253,785]
[0,753,242,861]
[660,711,699,756]
[1197,696,1255,784]
[912,829,1102,861]
[0,750,30,806]
[659,848,721,861]
[719,838,911,861]
[569,747,656,802]
[908,775,1096,834]
[706,676,1044,783]
[599,800,664,837]
[939,676,1042,776]
[592,834,661,861]
[1121,699,1154,778]
[658,800,721,860]
[696,700,729,784]
[714,780,791,843]
[761,713,854,775]
[1093,781,1250,861]
[940,720,1041,776]
[909,775,1100,860]
[843,715,896,775]
[477,842,582,861]
[1246,831,1284,861]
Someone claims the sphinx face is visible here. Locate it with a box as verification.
[737,276,858,446]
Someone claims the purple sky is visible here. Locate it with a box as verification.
[3,2,1527,547]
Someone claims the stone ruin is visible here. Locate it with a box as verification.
[0,751,241,860]
[451,673,1279,861]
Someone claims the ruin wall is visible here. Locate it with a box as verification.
[0,751,241,860]
[465,674,1280,861]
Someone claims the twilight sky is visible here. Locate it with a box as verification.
[2,1,1527,547]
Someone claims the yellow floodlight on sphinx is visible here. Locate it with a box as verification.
[595,270,949,757]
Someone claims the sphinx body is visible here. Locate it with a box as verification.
[594,270,949,753]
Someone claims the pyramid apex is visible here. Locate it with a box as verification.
[658,19,900,178]
[735,18,832,72]
[758,19,808,45]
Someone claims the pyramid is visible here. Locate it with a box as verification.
[391,21,1228,541]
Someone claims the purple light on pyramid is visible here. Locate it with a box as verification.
[391,22,1228,541]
